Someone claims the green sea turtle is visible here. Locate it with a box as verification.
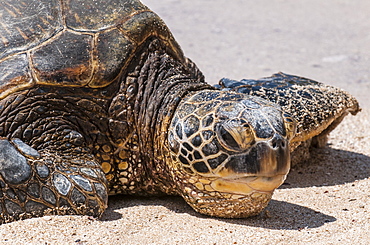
[0,0,359,223]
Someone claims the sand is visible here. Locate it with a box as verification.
[0,1,369,244]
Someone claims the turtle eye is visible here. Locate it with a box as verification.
[283,113,296,140]
[217,119,254,151]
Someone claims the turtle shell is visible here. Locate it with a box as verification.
[0,0,184,99]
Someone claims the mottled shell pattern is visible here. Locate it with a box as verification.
[0,0,184,99]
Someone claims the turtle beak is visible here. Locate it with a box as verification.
[213,134,290,194]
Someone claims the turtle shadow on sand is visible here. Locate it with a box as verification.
[280,146,370,189]
[102,193,336,231]
[99,145,370,230]
[217,199,336,230]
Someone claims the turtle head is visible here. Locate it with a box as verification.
[167,90,296,218]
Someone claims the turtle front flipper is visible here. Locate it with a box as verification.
[217,72,360,162]
[0,137,108,224]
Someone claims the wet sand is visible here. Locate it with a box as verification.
[1,1,369,244]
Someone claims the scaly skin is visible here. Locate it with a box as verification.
[0,41,211,223]
[0,89,110,222]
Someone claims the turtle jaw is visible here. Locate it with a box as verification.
[180,174,288,218]
[181,181,275,218]
[210,138,291,195]
[180,172,289,218]
[209,174,287,195]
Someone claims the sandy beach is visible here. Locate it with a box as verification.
[0,1,369,244]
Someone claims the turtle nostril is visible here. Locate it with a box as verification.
[270,134,286,149]
[272,139,282,149]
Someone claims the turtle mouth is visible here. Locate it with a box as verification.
[208,137,290,195]
[210,174,287,195]
[182,174,287,218]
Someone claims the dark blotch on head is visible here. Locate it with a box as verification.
[208,154,228,169]
[202,141,219,156]
[183,115,200,138]
[193,150,202,160]
[262,107,285,137]
[178,103,197,118]
[225,149,260,174]
[202,114,214,127]
[283,114,294,123]
[202,130,214,140]
[193,161,209,173]
[242,110,274,139]
[254,119,274,139]
[176,124,183,139]
[183,142,193,151]
[179,155,189,165]
[181,148,187,156]
[191,135,202,147]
